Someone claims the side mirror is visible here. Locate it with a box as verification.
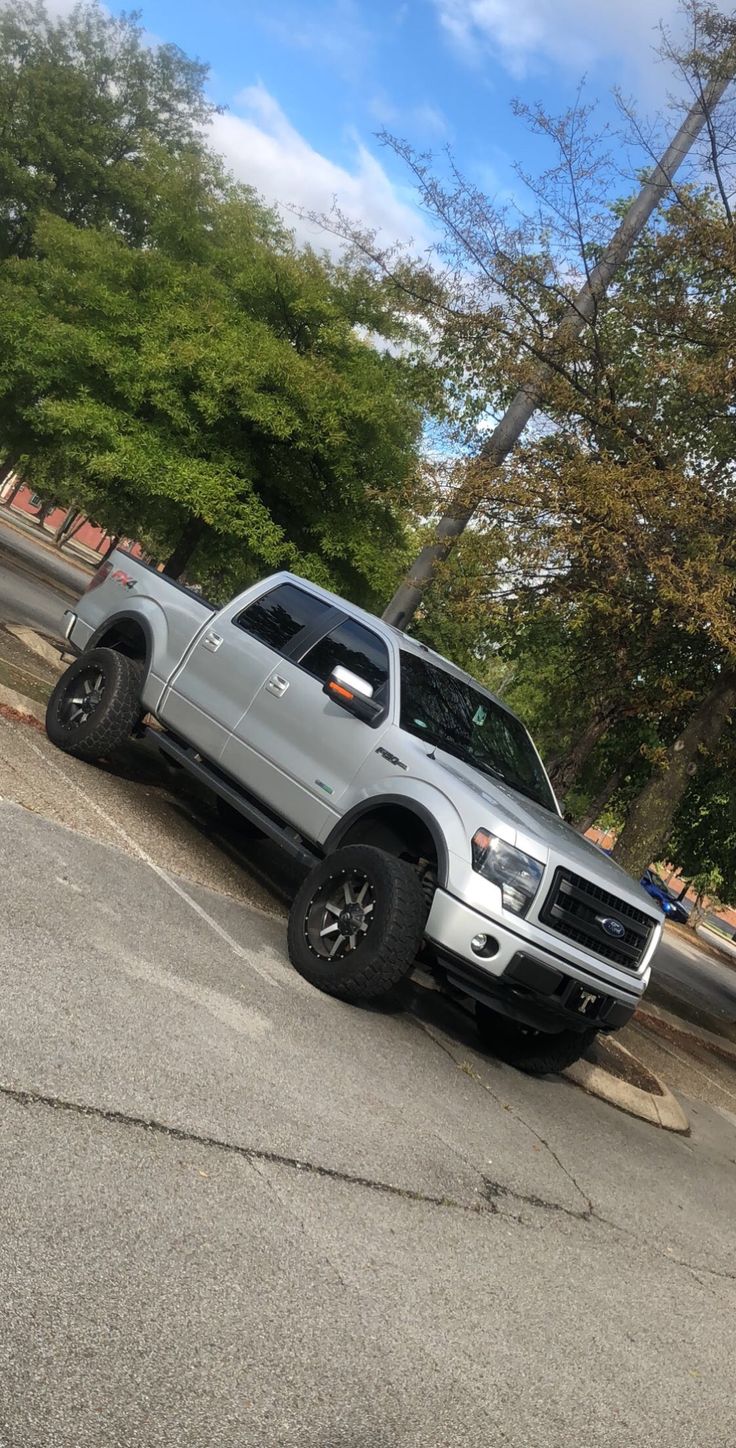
[323,666,384,725]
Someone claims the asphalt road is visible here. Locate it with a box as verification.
[1,789,735,1448]
[651,929,736,1031]
[0,513,88,637]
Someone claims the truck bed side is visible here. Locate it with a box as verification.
[67,550,216,713]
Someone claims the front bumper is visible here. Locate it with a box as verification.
[425,888,646,1034]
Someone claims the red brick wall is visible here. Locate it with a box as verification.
[3,485,141,559]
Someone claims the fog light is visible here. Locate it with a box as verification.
[471,933,499,960]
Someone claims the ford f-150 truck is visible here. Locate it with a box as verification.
[48,554,662,1073]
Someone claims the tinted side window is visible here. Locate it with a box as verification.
[235,585,330,653]
[300,618,390,695]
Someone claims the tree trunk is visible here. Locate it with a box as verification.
[54,508,79,545]
[572,754,636,834]
[612,670,736,876]
[382,65,736,628]
[676,880,690,902]
[101,534,120,561]
[2,475,24,509]
[547,703,616,797]
[686,892,707,931]
[35,499,55,530]
[0,455,20,492]
[163,516,207,580]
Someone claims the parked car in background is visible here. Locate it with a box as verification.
[640,869,690,924]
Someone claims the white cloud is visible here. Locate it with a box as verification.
[434,0,723,80]
[209,84,431,253]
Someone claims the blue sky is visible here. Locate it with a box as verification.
[125,0,697,249]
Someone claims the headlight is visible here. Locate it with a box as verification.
[471,829,544,917]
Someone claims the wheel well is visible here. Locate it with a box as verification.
[95,618,148,663]
[335,804,441,897]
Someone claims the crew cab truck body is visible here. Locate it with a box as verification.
[49,554,662,1073]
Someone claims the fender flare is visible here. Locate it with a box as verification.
[324,795,450,888]
[89,609,155,671]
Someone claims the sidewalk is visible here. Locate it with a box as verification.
[0,499,102,567]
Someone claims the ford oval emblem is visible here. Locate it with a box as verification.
[599,916,626,939]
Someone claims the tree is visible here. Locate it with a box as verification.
[304,3,736,873]
[309,3,736,629]
[0,180,439,606]
[667,741,736,925]
[397,166,736,870]
[0,0,218,260]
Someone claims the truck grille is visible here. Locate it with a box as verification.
[539,868,655,971]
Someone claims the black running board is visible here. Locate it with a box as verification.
[144,726,320,869]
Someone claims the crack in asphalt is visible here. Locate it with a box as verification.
[481,1178,589,1223]
[0,1079,507,1221]
[408,1018,736,1286]
[3,1078,736,1285]
[410,1015,594,1215]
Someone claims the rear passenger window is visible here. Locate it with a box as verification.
[300,618,390,695]
[235,584,330,653]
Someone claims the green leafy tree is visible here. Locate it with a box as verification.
[0,0,217,260]
[0,182,438,604]
[667,743,736,926]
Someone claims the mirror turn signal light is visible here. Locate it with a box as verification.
[328,680,354,701]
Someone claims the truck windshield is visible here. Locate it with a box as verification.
[399,651,557,813]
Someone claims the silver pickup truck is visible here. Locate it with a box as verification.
[48,554,662,1073]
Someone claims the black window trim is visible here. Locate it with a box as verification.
[288,607,349,663]
[293,613,394,721]
[232,583,395,718]
[232,583,344,661]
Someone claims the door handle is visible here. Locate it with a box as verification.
[266,674,289,697]
[202,631,223,653]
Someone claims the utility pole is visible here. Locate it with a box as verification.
[383,61,736,629]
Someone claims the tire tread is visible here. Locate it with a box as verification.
[288,845,427,1001]
[46,648,142,760]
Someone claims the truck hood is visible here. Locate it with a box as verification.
[429,750,657,913]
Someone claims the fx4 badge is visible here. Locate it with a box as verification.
[110,569,137,591]
[376,746,408,771]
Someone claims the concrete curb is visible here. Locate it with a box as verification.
[565,1044,689,1132]
[6,624,65,673]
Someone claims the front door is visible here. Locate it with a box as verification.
[219,615,394,840]
[159,582,335,763]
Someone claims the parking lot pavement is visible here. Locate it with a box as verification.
[2,747,736,1444]
[0,704,296,919]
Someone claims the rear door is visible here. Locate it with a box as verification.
[219,614,394,840]
[159,582,335,763]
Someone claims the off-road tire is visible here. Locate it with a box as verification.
[287,844,428,1002]
[45,647,142,761]
[475,1003,597,1075]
